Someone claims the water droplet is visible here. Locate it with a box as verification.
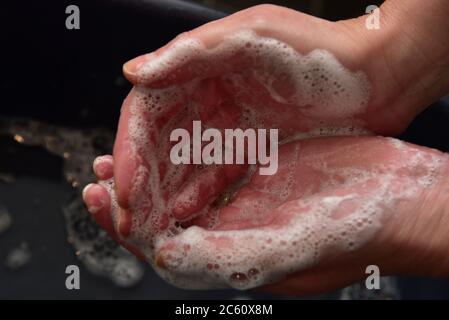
[248,268,259,277]
[230,272,248,282]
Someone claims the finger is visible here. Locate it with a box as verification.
[113,89,142,209]
[82,183,116,236]
[93,155,114,180]
[122,11,257,88]
[113,85,188,210]
[172,164,248,221]
[82,183,147,261]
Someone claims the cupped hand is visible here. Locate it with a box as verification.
[83,3,449,293]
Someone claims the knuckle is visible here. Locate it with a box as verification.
[246,4,285,29]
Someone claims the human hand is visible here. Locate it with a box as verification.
[83,2,449,293]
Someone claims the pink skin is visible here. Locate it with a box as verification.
[84,155,145,260]
[83,2,449,294]
[84,136,449,293]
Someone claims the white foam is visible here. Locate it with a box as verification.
[111,30,447,290]
[137,30,370,120]
[151,143,445,289]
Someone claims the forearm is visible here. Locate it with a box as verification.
[381,154,449,277]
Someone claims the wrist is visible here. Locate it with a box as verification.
[339,0,449,134]
[378,0,449,104]
[379,154,449,277]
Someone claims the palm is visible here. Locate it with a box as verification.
[83,5,445,291]
[98,72,438,289]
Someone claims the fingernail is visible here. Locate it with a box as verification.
[123,55,149,81]
[93,155,113,167]
[82,183,95,202]
[123,60,135,76]
[82,185,101,215]
[93,155,113,178]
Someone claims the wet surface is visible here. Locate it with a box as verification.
[63,197,144,288]
[0,204,12,235]
[0,119,145,287]
[5,242,31,270]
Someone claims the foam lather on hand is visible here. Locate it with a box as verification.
[103,30,447,289]
[137,30,370,119]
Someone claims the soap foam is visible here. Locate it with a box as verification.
[110,30,446,289]
[137,30,370,120]
[149,138,445,289]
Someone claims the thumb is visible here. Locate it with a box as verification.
[122,14,258,88]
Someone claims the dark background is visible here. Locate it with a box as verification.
[0,0,448,299]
